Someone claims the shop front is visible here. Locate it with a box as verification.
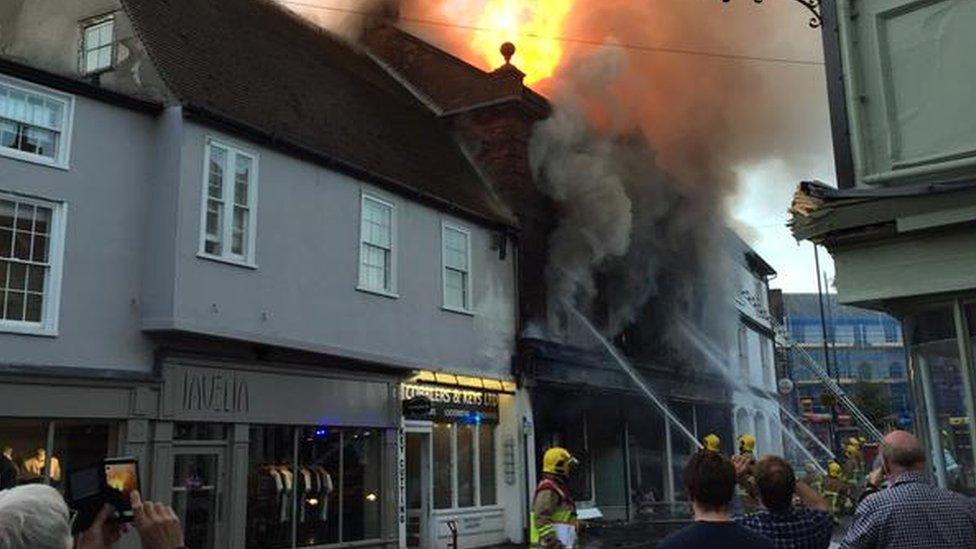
[155,357,400,549]
[521,337,733,522]
[0,370,156,499]
[399,372,528,549]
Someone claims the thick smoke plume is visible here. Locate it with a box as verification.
[284,0,828,346]
[529,44,732,339]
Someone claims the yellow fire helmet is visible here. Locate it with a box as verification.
[827,461,843,478]
[847,437,862,448]
[738,433,756,454]
[542,447,579,477]
[703,433,721,453]
[845,444,859,458]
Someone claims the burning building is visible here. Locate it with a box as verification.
[364,20,785,541]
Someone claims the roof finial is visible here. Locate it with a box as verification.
[500,42,515,65]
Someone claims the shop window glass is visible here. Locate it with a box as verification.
[628,405,665,517]
[433,423,452,509]
[297,426,340,546]
[479,425,496,506]
[173,453,219,549]
[52,421,112,489]
[669,402,695,501]
[555,414,592,503]
[0,419,113,492]
[457,424,475,508]
[911,307,976,495]
[342,429,382,542]
[246,426,295,549]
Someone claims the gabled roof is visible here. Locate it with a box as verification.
[724,229,776,277]
[119,0,516,227]
[364,25,550,118]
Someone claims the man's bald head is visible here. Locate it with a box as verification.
[882,430,926,473]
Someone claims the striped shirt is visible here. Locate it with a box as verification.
[839,471,976,549]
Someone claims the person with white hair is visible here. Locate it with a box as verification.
[0,484,73,549]
[0,484,185,549]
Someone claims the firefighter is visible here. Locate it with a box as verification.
[734,434,760,513]
[702,433,721,453]
[843,437,865,484]
[822,461,855,517]
[531,447,579,548]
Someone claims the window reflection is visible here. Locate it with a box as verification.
[457,425,475,508]
[0,420,113,493]
[246,426,294,549]
[341,429,382,542]
[433,423,452,509]
[297,426,339,546]
[479,425,496,506]
[911,307,976,495]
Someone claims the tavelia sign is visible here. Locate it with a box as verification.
[401,383,500,424]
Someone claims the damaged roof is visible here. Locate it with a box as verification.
[364,25,550,117]
[119,0,516,227]
[789,180,976,241]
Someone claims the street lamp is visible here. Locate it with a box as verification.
[720,0,823,28]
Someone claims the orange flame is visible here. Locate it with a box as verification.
[439,0,575,84]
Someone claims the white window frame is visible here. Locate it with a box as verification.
[196,137,258,268]
[80,14,116,75]
[441,221,473,315]
[0,191,67,336]
[433,422,500,511]
[0,75,75,170]
[357,192,398,298]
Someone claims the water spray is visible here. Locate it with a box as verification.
[564,304,704,451]
[674,315,836,461]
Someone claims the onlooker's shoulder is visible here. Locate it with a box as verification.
[735,523,776,548]
[736,510,770,527]
[796,506,833,523]
[655,525,693,548]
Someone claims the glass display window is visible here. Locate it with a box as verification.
[340,429,382,542]
[246,425,389,547]
[246,426,295,549]
[296,426,340,546]
[909,305,976,495]
[0,419,115,493]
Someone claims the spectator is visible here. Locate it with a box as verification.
[0,484,184,549]
[0,484,72,549]
[840,430,976,548]
[735,455,834,549]
[657,451,774,549]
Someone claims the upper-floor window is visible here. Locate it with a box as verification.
[442,223,472,313]
[198,139,257,266]
[737,324,749,378]
[0,76,73,168]
[81,15,115,74]
[0,193,66,336]
[358,194,396,296]
[760,338,773,387]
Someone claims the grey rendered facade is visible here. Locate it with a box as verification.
[790,0,976,495]
[0,1,529,548]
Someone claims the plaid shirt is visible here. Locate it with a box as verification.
[840,471,976,548]
[737,507,834,549]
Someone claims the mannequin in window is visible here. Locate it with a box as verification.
[23,448,61,481]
